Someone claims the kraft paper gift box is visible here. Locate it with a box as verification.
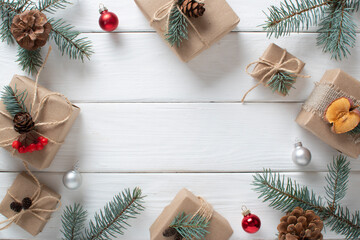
[150,188,233,240]
[249,43,306,96]
[0,75,80,169]
[0,172,61,236]
[134,0,240,62]
[296,69,360,158]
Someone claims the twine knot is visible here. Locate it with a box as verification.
[241,49,310,103]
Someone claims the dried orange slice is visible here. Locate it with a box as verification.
[324,97,360,134]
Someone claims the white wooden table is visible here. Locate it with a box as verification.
[0,0,359,239]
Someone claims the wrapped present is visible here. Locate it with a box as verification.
[0,171,61,236]
[296,69,360,158]
[134,0,240,62]
[150,188,233,240]
[242,43,307,102]
[0,75,80,169]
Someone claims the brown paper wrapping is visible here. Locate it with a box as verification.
[0,172,61,236]
[150,188,233,240]
[296,69,360,158]
[251,43,305,96]
[0,75,80,169]
[134,0,240,62]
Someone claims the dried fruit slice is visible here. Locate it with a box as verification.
[325,97,360,134]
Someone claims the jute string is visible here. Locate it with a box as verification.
[150,0,209,47]
[303,82,360,143]
[241,49,310,103]
[0,46,73,150]
[191,197,213,222]
[0,161,61,230]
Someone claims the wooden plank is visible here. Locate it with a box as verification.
[54,0,360,32]
[0,103,357,172]
[1,33,360,103]
[0,172,357,239]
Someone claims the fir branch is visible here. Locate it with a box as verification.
[325,155,350,211]
[61,203,87,240]
[16,47,43,75]
[327,205,360,239]
[267,71,296,95]
[49,18,93,61]
[253,155,360,239]
[36,0,71,14]
[0,10,15,44]
[263,0,330,38]
[253,169,326,216]
[317,3,356,60]
[81,187,145,240]
[0,85,28,116]
[170,212,210,240]
[165,6,188,47]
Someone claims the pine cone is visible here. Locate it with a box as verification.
[278,207,324,240]
[22,197,32,210]
[180,0,205,18]
[10,202,22,213]
[11,10,52,51]
[13,112,35,134]
[163,227,183,240]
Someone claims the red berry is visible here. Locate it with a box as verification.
[40,137,48,146]
[38,136,44,141]
[18,146,26,154]
[12,141,21,149]
[36,142,44,151]
[26,146,33,153]
[29,143,37,152]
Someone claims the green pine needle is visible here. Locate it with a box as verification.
[165,6,188,47]
[262,0,329,38]
[1,85,28,117]
[317,4,356,60]
[16,47,43,75]
[61,203,87,240]
[36,0,71,14]
[81,187,145,240]
[267,71,296,95]
[325,155,350,209]
[253,155,360,239]
[49,17,93,62]
[349,124,360,134]
[0,11,16,44]
[170,212,210,240]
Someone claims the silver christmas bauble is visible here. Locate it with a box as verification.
[292,142,312,166]
[63,170,82,190]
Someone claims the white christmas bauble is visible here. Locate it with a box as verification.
[292,142,312,166]
[63,170,82,190]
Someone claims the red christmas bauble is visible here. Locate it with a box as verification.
[241,206,261,234]
[99,4,119,32]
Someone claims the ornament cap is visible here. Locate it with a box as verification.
[99,3,108,14]
[295,142,303,148]
[242,206,251,216]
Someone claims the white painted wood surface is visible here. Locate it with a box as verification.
[0,0,359,239]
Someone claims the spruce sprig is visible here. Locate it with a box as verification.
[49,17,93,61]
[36,0,71,14]
[262,0,359,60]
[349,124,360,134]
[165,4,188,47]
[267,71,296,95]
[16,47,43,74]
[253,155,360,239]
[81,187,145,240]
[0,85,28,116]
[169,212,210,240]
[61,203,87,240]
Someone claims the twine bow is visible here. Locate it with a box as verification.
[150,0,209,47]
[0,46,73,150]
[0,161,61,230]
[241,49,309,103]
